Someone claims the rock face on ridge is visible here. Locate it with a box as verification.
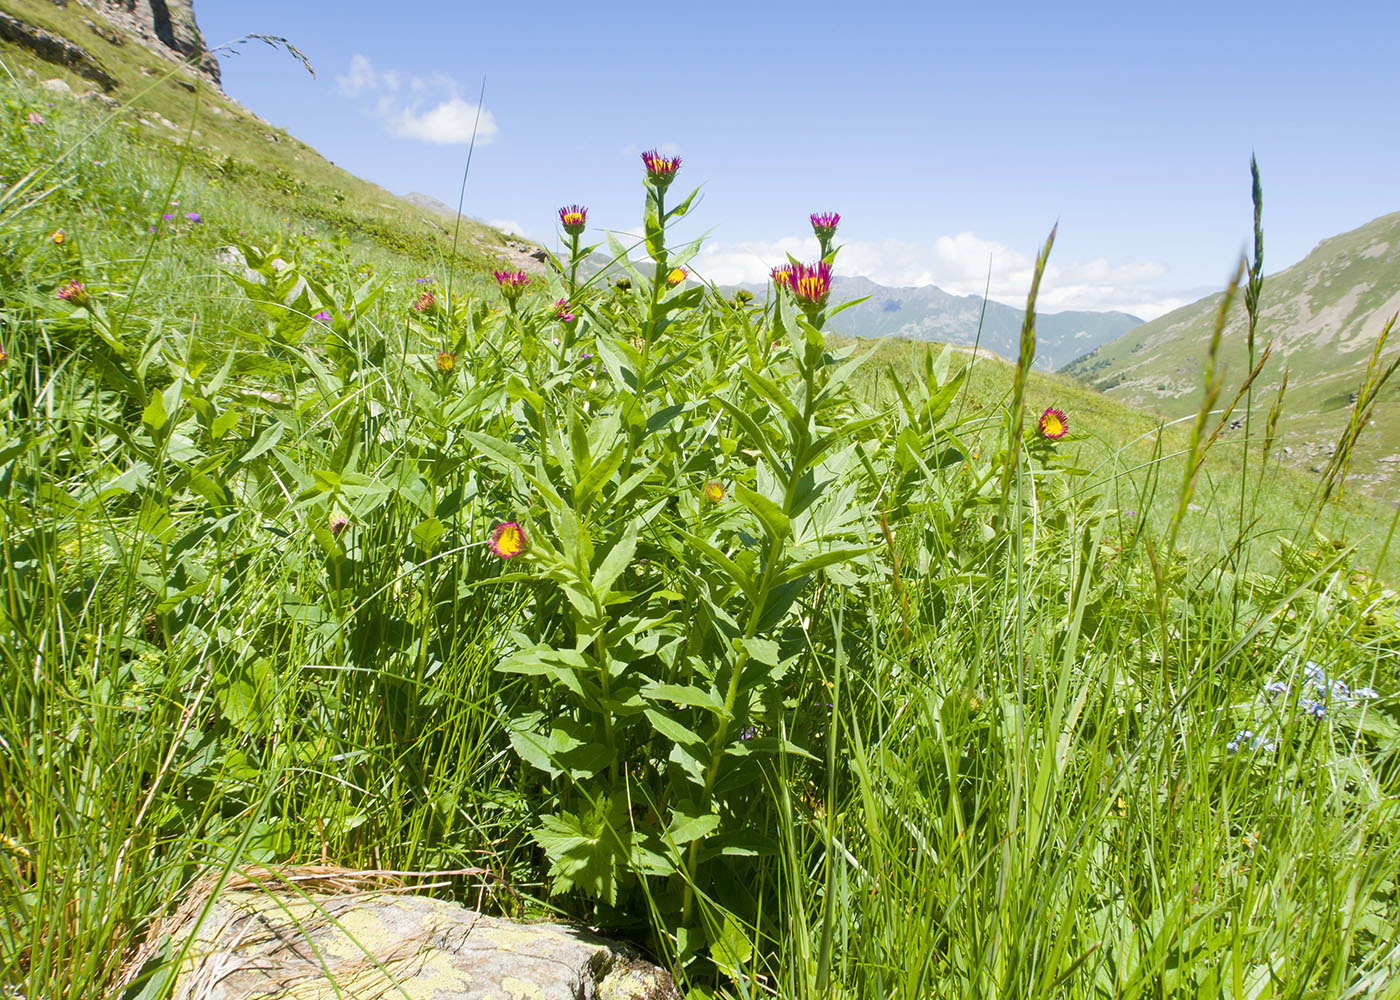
[76,0,220,87]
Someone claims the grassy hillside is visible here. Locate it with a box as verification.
[1064,209,1400,495]
[2,36,1400,1000]
[0,0,520,275]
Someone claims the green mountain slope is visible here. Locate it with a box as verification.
[0,0,518,275]
[1063,210,1400,497]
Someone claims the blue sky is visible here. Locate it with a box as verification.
[198,1,1399,319]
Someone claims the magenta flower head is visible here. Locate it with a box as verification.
[492,269,530,303]
[25,112,43,125]
[56,280,89,307]
[558,205,588,237]
[185,212,202,224]
[329,514,349,538]
[788,261,833,310]
[489,521,528,560]
[313,310,332,322]
[1038,407,1068,440]
[412,291,435,313]
[555,298,575,322]
[810,212,840,242]
[641,149,681,190]
[771,264,794,290]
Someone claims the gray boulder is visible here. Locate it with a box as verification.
[161,887,679,1000]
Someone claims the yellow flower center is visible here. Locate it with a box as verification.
[495,525,523,556]
[1042,414,1064,437]
[703,481,724,502]
[667,268,686,287]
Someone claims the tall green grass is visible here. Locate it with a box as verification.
[1,75,1397,1000]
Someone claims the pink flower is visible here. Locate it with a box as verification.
[313,310,332,322]
[25,112,43,125]
[558,205,587,236]
[56,280,89,306]
[555,298,575,322]
[1038,408,1068,440]
[489,521,527,559]
[788,261,833,308]
[641,149,681,187]
[329,514,349,537]
[493,270,530,302]
[412,292,435,313]
[810,212,840,241]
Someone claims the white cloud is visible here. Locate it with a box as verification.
[336,54,398,97]
[690,232,1185,320]
[485,219,529,238]
[386,97,498,145]
[337,54,497,146]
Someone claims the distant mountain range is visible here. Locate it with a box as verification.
[811,276,1141,370]
[1063,209,1400,497]
[399,191,1145,368]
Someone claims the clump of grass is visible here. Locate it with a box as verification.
[1,73,1397,1000]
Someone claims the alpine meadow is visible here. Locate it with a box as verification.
[2,4,1399,998]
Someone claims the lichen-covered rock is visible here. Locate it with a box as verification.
[166,889,680,1000]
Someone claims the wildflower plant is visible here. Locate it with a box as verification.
[4,83,1399,1000]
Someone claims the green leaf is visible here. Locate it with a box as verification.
[666,805,719,846]
[739,636,780,666]
[462,430,524,469]
[213,657,275,735]
[644,682,726,715]
[735,482,791,542]
[142,391,167,432]
[645,708,706,748]
[532,801,629,905]
[411,517,445,552]
[679,532,757,600]
[576,442,625,508]
[592,519,638,598]
[775,545,874,586]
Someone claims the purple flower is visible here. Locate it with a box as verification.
[161,214,174,221]
[809,212,840,242]
[313,310,332,322]
[185,212,202,223]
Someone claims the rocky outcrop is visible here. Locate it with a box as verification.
[0,11,118,90]
[118,869,680,1000]
[77,0,221,87]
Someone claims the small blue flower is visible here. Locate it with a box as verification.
[1226,729,1277,754]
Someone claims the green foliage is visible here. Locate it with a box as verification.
[1,73,1398,1000]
